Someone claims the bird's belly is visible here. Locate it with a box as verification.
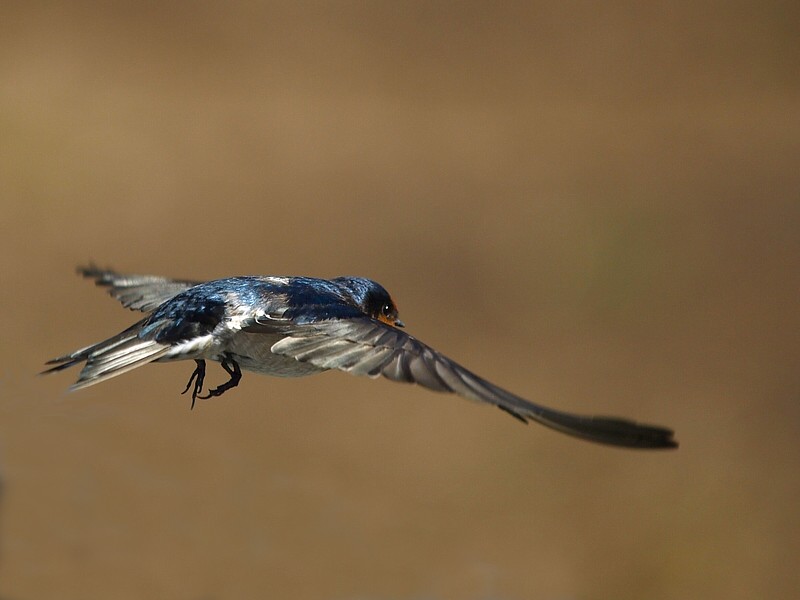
[225,332,325,377]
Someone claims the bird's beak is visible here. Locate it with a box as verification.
[377,314,404,328]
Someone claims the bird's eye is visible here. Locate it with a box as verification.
[381,303,393,317]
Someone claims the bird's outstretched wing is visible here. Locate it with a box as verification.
[79,265,203,312]
[246,317,677,449]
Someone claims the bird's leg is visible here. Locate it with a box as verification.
[198,354,242,399]
[181,359,206,410]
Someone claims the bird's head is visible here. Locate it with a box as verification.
[332,276,404,328]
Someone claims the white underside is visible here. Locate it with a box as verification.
[156,332,324,377]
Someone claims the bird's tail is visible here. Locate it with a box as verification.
[42,319,170,390]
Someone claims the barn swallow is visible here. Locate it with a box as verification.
[44,266,677,449]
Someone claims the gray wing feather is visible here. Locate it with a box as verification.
[79,265,203,312]
[265,318,677,449]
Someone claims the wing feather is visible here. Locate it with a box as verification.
[263,318,677,449]
[79,265,203,312]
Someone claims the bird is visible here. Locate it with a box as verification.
[43,266,677,449]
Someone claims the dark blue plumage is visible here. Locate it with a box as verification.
[140,276,394,342]
[140,286,227,343]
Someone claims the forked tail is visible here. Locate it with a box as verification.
[43,319,170,390]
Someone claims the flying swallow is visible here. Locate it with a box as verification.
[43,266,677,449]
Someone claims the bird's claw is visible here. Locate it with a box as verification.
[186,355,241,405]
[181,359,207,409]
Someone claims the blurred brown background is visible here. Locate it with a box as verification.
[1,2,798,599]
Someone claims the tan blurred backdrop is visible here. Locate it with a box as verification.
[1,2,798,599]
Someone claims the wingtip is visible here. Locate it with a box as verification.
[657,431,679,450]
[77,262,97,276]
[631,420,678,450]
[518,409,680,450]
[77,263,112,283]
[621,424,679,450]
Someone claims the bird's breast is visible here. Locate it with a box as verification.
[225,332,325,377]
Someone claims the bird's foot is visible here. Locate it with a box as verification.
[181,360,206,409]
[197,355,242,400]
